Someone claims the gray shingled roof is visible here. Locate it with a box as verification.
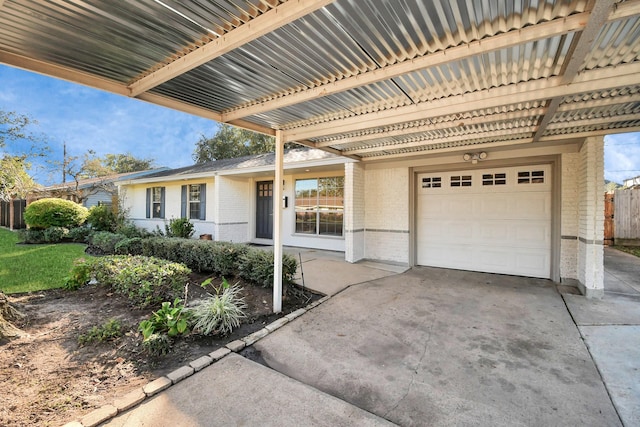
[133,147,342,180]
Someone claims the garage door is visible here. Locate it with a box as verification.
[416,165,551,278]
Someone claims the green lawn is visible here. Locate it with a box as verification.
[0,228,87,294]
[614,246,640,258]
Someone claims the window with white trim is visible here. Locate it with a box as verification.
[295,177,344,236]
[181,184,206,220]
[152,187,163,218]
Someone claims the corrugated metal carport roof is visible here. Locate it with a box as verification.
[1,0,639,160]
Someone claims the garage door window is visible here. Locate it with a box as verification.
[482,173,506,186]
[451,175,472,187]
[422,177,442,188]
[518,170,545,184]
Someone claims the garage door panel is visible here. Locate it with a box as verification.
[417,165,552,279]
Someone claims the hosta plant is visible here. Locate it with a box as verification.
[190,278,247,336]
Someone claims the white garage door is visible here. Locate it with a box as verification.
[416,165,551,278]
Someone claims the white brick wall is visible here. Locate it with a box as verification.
[560,152,579,280]
[576,136,605,298]
[215,176,250,242]
[363,167,410,263]
[345,162,365,262]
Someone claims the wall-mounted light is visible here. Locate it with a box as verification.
[463,151,488,164]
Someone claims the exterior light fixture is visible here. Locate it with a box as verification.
[463,151,488,164]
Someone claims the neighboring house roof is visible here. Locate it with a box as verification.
[118,148,349,184]
[36,168,169,192]
[623,175,640,189]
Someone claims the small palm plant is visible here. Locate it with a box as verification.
[190,278,247,336]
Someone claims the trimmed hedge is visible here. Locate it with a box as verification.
[238,248,298,287]
[138,237,297,285]
[24,198,88,229]
[140,238,248,276]
[70,256,191,308]
[90,231,126,254]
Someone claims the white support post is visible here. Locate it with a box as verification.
[273,130,284,313]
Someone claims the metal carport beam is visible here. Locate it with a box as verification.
[128,0,336,97]
[283,62,640,143]
[221,12,590,122]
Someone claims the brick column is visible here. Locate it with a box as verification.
[577,136,605,298]
[344,162,365,263]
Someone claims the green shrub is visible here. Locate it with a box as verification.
[64,258,92,290]
[91,256,190,308]
[141,333,172,356]
[165,218,195,238]
[86,204,118,232]
[238,248,297,287]
[114,237,143,255]
[18,228,45,244]
[43,226,68,243]
[78,318,123,345]
[140,238,247,276]
[139,298,190,340]
[117,223,152,239]
[66,226,94,243]
[190,279,247,336]
[24,198,88,229]
[91,231,126,254]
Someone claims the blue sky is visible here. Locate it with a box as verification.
[1,64,639,185]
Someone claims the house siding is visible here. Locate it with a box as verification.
[83,190,114,209]
[364,167,410,264]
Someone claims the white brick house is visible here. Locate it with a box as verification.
[120,139,605,299]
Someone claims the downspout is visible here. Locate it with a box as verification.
[273,130,284,313]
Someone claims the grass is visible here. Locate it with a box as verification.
[0,228,87,294]
[613,246,640,258]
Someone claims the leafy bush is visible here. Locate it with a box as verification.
[165,218,195,239]
[86,204,118,232]
[114,237,143,255]
[64,258,92,290]
[91,256,190,308]
[78,318,123,345]
[238,248,298,287]
[43,226,68,243]
[190,279,247,336]
[140,238,247,276]
[24,198,88,229]
[117,223,152,239]
[18,228,45,244]
[66,226,93,243]
[139,298,190,340]
[91,231,126,254]
[141,333,172,356]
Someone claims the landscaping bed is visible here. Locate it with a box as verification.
[0,273,317,427]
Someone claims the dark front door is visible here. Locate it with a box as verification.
[256,181,273,239]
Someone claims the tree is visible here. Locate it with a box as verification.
[0,110,48,158]
[78,152,155,178]
[0,155,39,201]
[193,124,294,163]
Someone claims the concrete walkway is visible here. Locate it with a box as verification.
[562,247,640,427]
[71,248,640,426]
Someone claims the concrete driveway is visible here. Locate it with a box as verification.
[99,251,640,427]
[255,267,620,426]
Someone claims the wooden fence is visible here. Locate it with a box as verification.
[608,189,640,246]
[0,199,27,230]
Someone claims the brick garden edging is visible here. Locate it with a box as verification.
[62,295,330,427]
